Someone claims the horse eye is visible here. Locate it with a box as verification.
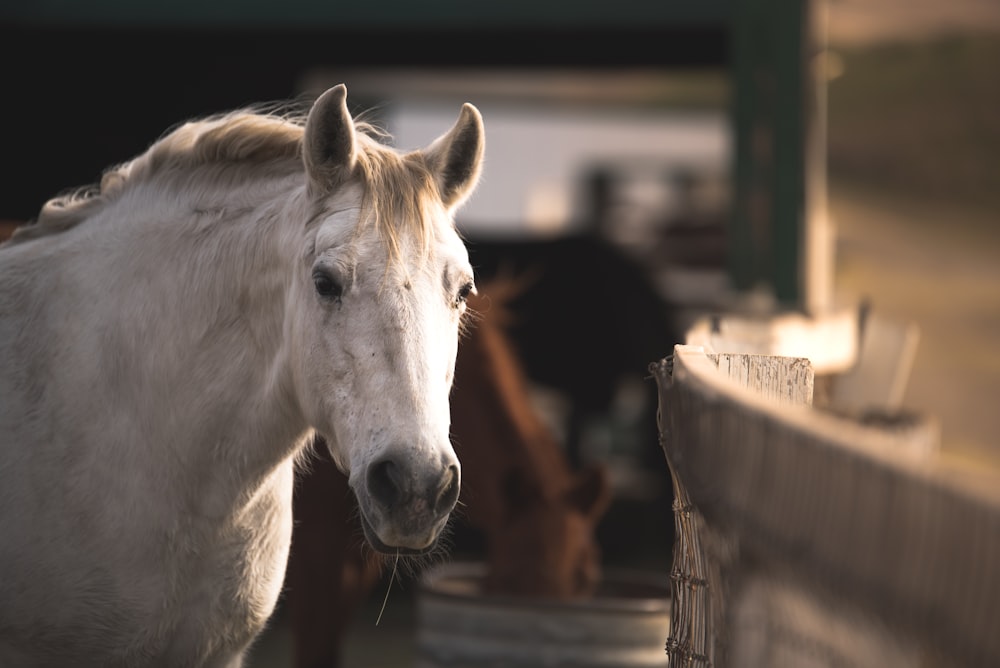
[313,271,342,300]
[456,282,474,305]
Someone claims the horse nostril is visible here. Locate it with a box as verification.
[367,458,403,510]
[434,464,460,514]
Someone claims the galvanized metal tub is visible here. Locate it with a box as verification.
[416,561,671,667]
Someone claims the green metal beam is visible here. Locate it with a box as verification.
[730,0,826,310]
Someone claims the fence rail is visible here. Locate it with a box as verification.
[654,344,1000,667]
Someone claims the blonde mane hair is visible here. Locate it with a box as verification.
[10,104,441,257]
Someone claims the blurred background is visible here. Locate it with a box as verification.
[2,0,998,665]
[825,0,1000,463]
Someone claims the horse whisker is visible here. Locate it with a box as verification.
[375,551,400,626]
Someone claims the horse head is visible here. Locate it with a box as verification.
[291,85,484,555]
[483,464,612,598]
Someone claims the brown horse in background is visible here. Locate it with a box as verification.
[283,280,613,668]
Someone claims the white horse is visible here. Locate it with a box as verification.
[0,84,484,667]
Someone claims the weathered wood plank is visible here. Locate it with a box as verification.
[707,352,814,406]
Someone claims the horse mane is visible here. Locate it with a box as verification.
[461,279,573,494]
[9,102,440,257]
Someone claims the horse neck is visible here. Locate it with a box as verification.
[95,170,312,493]
[454,312,574,522]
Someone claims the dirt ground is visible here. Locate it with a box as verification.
[825,30,1000,467]
[830,181,1000,465]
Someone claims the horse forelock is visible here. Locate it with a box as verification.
[350,134,441,268]
[13,106,445,259]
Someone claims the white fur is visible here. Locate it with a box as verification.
[0,85,483,667]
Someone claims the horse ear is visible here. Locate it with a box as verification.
[303,84,357,193]
[423,103,485,211]
[567,464,613,522]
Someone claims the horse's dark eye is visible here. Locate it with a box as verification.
[313,271,342,300]
[456,282,474,305]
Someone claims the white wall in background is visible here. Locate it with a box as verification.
[386,102,728,238]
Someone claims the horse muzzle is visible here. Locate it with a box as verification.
[355,455,460,554]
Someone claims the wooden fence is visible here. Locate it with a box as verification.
[654,343,1000,667]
